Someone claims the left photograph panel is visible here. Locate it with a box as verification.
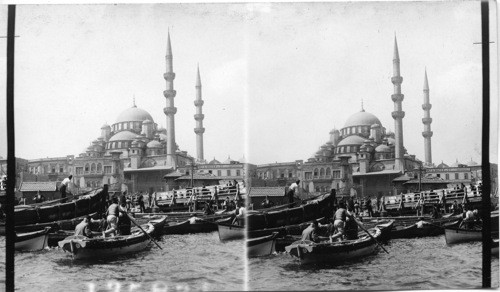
[0,4,249,291]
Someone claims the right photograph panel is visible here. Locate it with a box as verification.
[244,2,498,290]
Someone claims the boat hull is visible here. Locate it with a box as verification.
[444,227,482,245]
[285,228,383,265]
[218,224,244,241]
[15,228,50,251]
[492,239,499,257]
[58,224,154,260]
[247,233,277,257]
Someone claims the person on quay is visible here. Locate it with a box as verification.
[451,200,460,215]
[261,195,274,209]
[118,200,131,235]
[440,190,448,214]
[74,215,94,238]
[138,192,146,213]
[34,190,45,204]
[330,202,350,242]
[148,191,153,209]
[103,197,120,237]
[223,196,231,211]
[204,201,214,215]
[365,197,373,217]
[398,197,405,216]
[301,220,320,243]
[431,203,441,219]
[287,180,300,205]
[60,175,72,203]
[170,191,177,212]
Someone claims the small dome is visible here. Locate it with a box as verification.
[329,128,339,134]
[450,160,461,167]
[375,144,391,152]
[371,123,380,129]
[223,156,236,164]
[158,133,167,141]
[109,130,137,142]
[387,138,396,145]
[147,140,162,148]
[209,158,220,165]
[238,156,247,163]
[437,161,449,168]
[337,135,365,146]
[143,119,153,125]
[343,110,382,128]
[131,140,139,147]
[101,124,110,129]
[115,105,154,123]
[468,159,479,166]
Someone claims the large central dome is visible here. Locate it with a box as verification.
[116,105,154,123]
[343,110,381,128]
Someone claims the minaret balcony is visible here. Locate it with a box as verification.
[422,104,432,111]
[194,100,204,107]
[194,127,205,134]
[391,111,405,119]
[163,106,177,115]
[422,117,433,124]
[391,76,403,84]
[422,131,433,138]
[163,72,176,81]
[163,89,177,99]
[391,93,404,102]
[194,114,205,121]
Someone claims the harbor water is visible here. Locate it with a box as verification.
[0,232,244,291]
[248,235,499,290]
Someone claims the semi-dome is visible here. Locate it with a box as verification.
[115,105,154,123]
[158,133,168,141]
[337,135,365,146]
[109,130,137,142]
[343,110,382,128]
[387,137,396,145]
[147,140,162,148]
[375,144,391,152]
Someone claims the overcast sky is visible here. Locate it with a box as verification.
[0,2,498,167]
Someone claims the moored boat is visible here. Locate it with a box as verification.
[285,225,385,265]
[15,227,51,251]
[247,193,333,231]
[444,226,482,245]
[492,239,499,257]
[217,223,244,241]
[58,223,155,260]
[163,220,191,235]
[247,232,278,257]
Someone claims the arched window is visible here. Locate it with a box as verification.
[326,167,331,176]
[91,163,96,173]
[320,168,325,177]
[97,163,102,172]
[313,168,319,177]
[85,163,89,172]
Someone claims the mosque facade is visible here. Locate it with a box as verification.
[254,37,480,198]
[23,33,253,195]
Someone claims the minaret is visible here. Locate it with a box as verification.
[422,69,433,165]
[391,35,405,171]
[163,31,177,168]
[194,65,205,162]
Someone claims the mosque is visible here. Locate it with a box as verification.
[24,33,254,195]
[254,37,484,198]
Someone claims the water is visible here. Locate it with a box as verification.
[248,236,499,290]
[0,232,244,291]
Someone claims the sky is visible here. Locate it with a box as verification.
[0,2,498,167]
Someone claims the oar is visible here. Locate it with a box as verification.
[125,212,163,250]
[350,214,389,254]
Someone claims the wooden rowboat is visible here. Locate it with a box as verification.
[285,223,390,265]
[217,223,244,241]
[247,232,278,258]
[15,227,51,251]
[58,223,155,260]
[444,226,482,245]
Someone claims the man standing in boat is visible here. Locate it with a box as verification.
[301,220,320,243]
[287,180,300,205]
[60,175,72,203]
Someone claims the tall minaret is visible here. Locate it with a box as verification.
[194,65,205,162]
[163,31,177,168]
[422,69,433,165]
[391,35,405,171]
